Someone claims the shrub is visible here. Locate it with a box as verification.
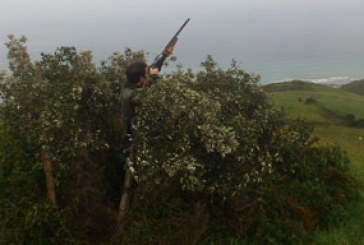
[304,97,318,104]
[0,36,359,244]
[0,35,143,244]
[123,59,358,244]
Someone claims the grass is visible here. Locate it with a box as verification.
[265,81,364,121]
[312,201,364,245]
[311,125,364,244]
[341,79,364,96]
[263,80,364,244]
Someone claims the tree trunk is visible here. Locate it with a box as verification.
[116,145,134,235]
[41,147,57,207]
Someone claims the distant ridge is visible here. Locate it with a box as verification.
[340,79,364,96]
[262,80,333,93]
[266,77,357,88]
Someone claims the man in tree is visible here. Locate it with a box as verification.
[117,49,173,228]
[121,47,173,138]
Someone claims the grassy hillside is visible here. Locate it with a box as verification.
[262,80,364,164]
[263,80,364,245]
[263,80,364,123]
[341,79,364,96]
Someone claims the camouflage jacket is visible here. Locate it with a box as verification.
[121,82,142,136]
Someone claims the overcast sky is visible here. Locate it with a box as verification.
[1,0,364,81]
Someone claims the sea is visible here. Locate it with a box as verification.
[1,30,363,87]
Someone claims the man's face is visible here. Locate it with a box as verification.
[137,68,149,88]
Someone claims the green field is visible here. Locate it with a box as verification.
[341,79,364,97]
[264,81,364,122]
[263,80,364,244]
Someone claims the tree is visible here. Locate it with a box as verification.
[132,57,277,200]
[0,35,146,243]
[124,57,358,243]
[0,36,358,244]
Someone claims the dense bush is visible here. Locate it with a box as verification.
[132,59,275,200]
[0,36,359,244]
[0,35,145,244]
[122,60,358,244]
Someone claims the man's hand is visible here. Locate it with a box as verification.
[144,67,159,88]
[148,67,159,76]
[149,45,174,74]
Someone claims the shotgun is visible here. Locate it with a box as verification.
[150,18,190,71]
